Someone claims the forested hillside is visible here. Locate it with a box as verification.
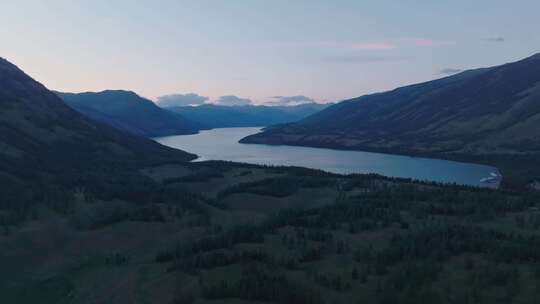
[166,103,329,128]
[58,90,200,137]
[242,53,540,188]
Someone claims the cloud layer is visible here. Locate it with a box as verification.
[323,55,406,64]
[215,95,253,106]
[267,95,317,106]
[401,38,453,47]
[156,93,208,107]
[350,42,396,50]
[337,38,454,51]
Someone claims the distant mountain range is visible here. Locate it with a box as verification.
[57,90,329,138]
[57,90,200,137]
[164,103,331,129]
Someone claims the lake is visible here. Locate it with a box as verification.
[155,127,501,188]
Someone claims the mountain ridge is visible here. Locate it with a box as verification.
[240,53,540,186]
[57,90,200,137]
[165,102,331,129]
[0,57,195,187]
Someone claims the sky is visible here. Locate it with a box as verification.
[1,0,539,105]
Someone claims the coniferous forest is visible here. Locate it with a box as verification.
[3,158,540,303]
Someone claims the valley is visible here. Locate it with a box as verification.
[0,26,540,304]
[166,103,329,129]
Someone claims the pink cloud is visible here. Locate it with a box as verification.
[350,42,396,50]
[261,37,453,51]
[345,38,453,51]
[400,38,454,47]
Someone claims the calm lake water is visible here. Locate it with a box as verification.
[155,127,501,188]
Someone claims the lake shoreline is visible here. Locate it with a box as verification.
[238,137,504,189]
[156,127,501,189]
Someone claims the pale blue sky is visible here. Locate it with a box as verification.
[2,0,539,104]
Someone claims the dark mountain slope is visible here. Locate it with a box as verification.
[0,57,195,201]
[166,103,330,128]
[242,54,540,156]
[241,53,540,187]
[57,90,200,137]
